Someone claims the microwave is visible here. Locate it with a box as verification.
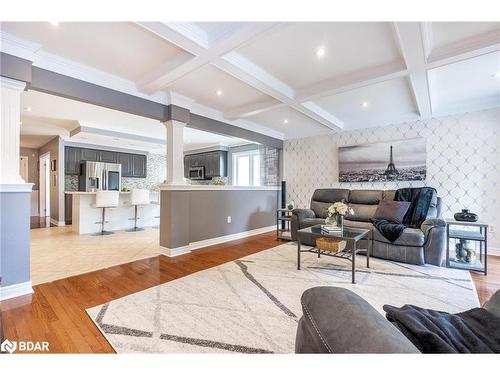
[189,166,205,180]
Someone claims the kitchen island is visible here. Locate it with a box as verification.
[66,191,160,234]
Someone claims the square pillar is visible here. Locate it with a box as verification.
[163,120,186,185]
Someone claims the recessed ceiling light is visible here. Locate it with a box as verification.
[316,46,326,58]
[283,119,288,124]
[216,89,222,96]
[49,21,59,27]
[25,106,32,112]
[493,72,500,79]
[361,101,369,108]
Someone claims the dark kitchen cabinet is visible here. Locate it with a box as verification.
[117,153,133,176]
[183,150,227,179]
[99,150,117,163]
[80,148,99,161]
[132,154,147,178]
[118,152,146,178]
[65,193,73,225]
[65,147,81,175]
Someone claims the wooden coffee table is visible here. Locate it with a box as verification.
[297,225,371,284]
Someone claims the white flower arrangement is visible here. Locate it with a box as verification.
[327,202,354,217]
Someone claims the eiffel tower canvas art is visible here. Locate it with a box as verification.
[338,138,426,183]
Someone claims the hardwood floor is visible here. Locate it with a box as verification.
[1,232,499,354]
[1,231,286,353]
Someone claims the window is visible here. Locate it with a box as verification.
[232,150,261,186]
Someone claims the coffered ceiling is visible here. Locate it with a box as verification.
[2,21,500,140]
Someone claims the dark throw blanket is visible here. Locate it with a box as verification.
[372,187,436,242]
[383,304,500,353]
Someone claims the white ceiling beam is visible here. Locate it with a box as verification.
[426,28,500,69]
[392,22,433,119]
[295,60,408,102]
[224,98,284,119]
[135,22,278,94]
[215,53,344,131]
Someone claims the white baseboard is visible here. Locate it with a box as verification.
[159,245,191,257]
[190,225,276,250]
[160,225,275,257]
[49,218,66,226]
[0,281,33,301]
[489,247,500,257]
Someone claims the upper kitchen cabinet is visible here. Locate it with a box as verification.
[184,150,227,179]
[80,148,99,161]
[132,154,147,178]
[118,152,147,178]
[99,150,117,163]
[65,147,81,175]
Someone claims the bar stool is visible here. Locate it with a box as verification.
[92,191,119,235]
[126,189,150,232]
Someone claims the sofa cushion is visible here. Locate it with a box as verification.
[383,190,396,201]
[373,200,411,224]
[426,192,439,219]
[348,190,383,205]
[345,203,378,222]
[311,189,350,203]
[373,227,425,246]
[343,219,373,230]
[310,201,330,219]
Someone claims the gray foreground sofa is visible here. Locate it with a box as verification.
[295,287,500,353]
[291,188,446,266]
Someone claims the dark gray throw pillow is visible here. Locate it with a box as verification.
[373,200,411,224]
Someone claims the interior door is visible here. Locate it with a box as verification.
[39,155,50,217]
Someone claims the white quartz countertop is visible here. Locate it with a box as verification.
[65,191,158,194]
[159,184,280,191]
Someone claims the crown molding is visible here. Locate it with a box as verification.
[0,31,40,62]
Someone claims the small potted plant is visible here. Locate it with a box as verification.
[325,202,354,230]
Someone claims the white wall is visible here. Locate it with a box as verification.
[284,108,500,249]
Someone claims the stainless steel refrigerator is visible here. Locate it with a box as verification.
[79,161,122,192]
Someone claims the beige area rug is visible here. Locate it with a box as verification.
[87,242,479,353]
[31,226,161,285]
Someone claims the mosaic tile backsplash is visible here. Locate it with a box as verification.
[284,108,500,249]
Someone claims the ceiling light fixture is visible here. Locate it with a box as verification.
[216,89,222,96]
[316,46,326,58]
[49,21,59,27]
[25,106,32,112]
[283,119,288,124]
[361,101,369,108]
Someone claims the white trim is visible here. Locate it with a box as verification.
[159,245,191,257]
[0,76,27,91]
[159,184,279,191]
[159,225,275,257]
[0,31,41,62]
[489,247,500,257]
[0,281,33,301]
[0,183,33,193]
[49,218,66,227]
[189,225,275,251]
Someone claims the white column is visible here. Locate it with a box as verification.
[1,77,27,185]
[163,119,186,185]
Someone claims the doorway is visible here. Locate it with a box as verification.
[39,152,51,220]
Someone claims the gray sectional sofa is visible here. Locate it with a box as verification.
[291,188,446,266]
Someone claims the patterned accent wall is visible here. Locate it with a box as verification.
[284,108,500,249]
[122,153,166,191]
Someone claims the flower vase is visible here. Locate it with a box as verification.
[336,214,344,231]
